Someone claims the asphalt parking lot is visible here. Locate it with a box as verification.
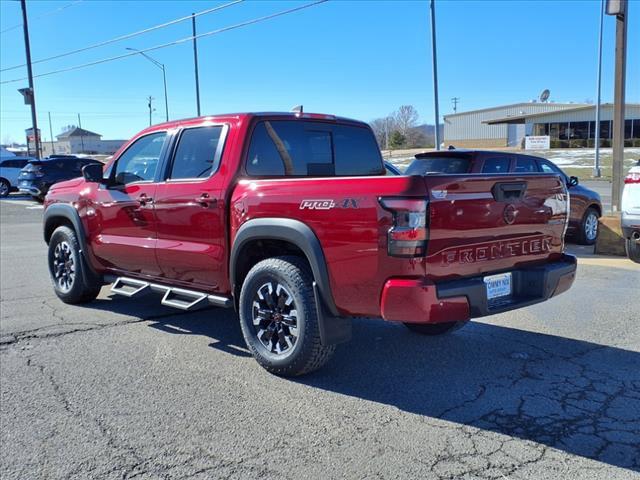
[1,196,639,480]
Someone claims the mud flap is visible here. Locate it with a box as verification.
[313,282,352,345]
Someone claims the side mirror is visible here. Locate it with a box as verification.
[568,176,579,187]
[82,163,104,183]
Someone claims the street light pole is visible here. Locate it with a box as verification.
[126,48,169,122]
[48,111,54,155]
[430,0,441,150]
[20,0,40,159]
[593,0,604,178]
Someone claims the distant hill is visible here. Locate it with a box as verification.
[411,124,444,147]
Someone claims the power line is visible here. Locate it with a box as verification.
[0,0,83,35]
[0,0,244,73]
[0,0,329,85]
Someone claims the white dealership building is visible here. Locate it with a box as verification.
[443,102,640,149]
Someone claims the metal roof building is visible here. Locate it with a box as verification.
[444,102,640,148]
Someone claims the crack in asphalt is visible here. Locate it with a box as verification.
[0,301,198,349]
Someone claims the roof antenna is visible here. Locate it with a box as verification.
[291,105,303,116]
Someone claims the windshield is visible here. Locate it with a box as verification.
[405,156,471,175]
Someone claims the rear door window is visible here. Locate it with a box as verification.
[538,159,567,181]
[514,156,538,173]
[1,159,29,168]
[481,156,512,173]
[245,120,383,177]
[406,156,471,175]
[169,126,225,180]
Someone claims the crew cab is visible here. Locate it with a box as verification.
[407,150,603,245]
[42,112,577,376]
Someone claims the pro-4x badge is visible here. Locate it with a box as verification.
[300,199,335,210]
[299,198,361,210]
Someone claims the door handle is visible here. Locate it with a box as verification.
[196,193,217,207]
[138,193,153,206]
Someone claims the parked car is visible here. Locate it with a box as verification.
[42,112,576,376]
[407,150,603,245]
[0,157,33,197]
[384,161,402,175]
[621,160,640,263]
[18,156,101,201]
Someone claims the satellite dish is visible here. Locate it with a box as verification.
[540,89,550,103]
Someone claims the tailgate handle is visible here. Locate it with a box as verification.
[492,182,527,202]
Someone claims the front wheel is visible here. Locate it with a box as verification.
[238,256,335,376]
[626,237,640,264]
[403,321,467,335]
[48,226,102,304]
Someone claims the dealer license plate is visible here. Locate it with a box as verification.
[484,272,512,300]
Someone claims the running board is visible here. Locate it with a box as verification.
[109,276,232,310]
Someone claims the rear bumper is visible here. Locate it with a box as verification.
[18,180,43,196]
[380,254,577,324]
[621,212,640,239]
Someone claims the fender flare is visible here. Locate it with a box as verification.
[230,218,339,317]
[43,203,100,280]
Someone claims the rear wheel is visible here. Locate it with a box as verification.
[238,256,335,376]
[48,226,102,304]
[626,237,640,264]
[403,321,466,336]
[0,179,9,198]
[577,207,599,245]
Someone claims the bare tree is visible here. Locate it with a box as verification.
[394,105,419,137]
[370,115,396,149]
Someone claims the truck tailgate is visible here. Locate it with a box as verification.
[423,174,568,281]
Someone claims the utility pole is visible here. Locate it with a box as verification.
[385,117,390,151]
[430,0,441,150]
[147,96,154,126]
[607,0,627,212]
[451,97,460,113]
[20,0,40,159]
[192,13,201,116]
[594,0,604,178]
[77,113,84,153]
[48,111,54,156]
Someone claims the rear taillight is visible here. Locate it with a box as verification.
[379,197,429,257]
[24,165,44,177]
[624,172,640,184]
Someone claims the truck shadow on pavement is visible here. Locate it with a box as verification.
[82,297,639,471]
[299,319,640,472]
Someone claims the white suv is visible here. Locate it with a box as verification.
[621,161,640,263]
[0,157,31,197]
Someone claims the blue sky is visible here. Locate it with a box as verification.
[1,0,638,143]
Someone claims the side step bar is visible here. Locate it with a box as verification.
[109,276,232,310]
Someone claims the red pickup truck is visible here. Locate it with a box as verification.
[43,112,577,376]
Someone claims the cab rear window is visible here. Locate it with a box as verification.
[405,156,471,175]
[246,120,384,177]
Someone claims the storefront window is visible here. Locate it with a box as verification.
[568,121,588,139]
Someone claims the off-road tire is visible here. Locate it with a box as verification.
[577,207,599,245]
[48,226,102,304]
[403,321,467,336]
[238,256,335,376]
[626,237,640,264]
[0,179,10,198]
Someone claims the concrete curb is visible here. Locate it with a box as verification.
[594,214,626,256]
